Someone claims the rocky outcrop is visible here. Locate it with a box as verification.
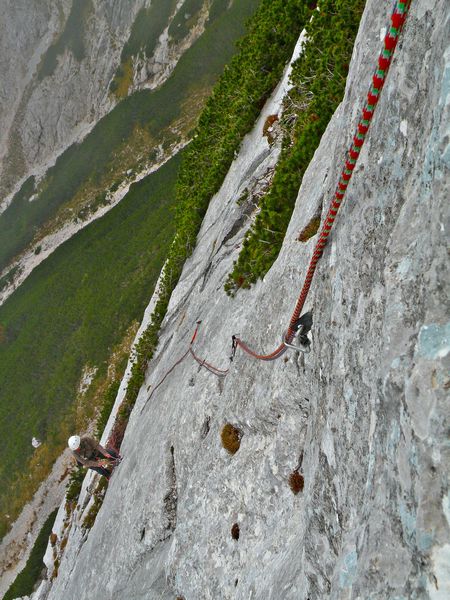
[29,0,449,598]
[133,1,211,92]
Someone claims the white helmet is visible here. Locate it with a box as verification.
[68,435,81,451]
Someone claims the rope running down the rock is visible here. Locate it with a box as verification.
[141,0,411,405]
[140,323,203,412]
[233,0,411,361]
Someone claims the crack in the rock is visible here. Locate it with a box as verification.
[198,167,276,293]
[200,416,211,439]
[163,445,177,533]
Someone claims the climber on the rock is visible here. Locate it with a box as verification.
[68,435,121,480]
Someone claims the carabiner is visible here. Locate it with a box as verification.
[282,330,311,353]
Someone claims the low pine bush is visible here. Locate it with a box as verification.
[82,478,108,530]
[65,466,86,505]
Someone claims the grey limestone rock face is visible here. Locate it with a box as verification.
[42,0,449,598]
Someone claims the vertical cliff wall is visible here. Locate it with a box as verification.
[34,0,449,598]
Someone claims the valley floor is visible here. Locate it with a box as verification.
[0,451,72,598]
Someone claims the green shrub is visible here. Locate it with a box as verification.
[82,478,108,530]
[66,466,86,503]
[51,557,59,581]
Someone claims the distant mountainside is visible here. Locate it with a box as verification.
[0,0,226,208]
[0,0,242,301]
[1,0,143,207]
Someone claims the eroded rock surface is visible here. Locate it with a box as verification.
[35,0,449,598]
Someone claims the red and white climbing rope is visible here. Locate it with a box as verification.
[235,0,411,358]
[141,0,411,405]
[140,322,231,412]
[189,347,230,376]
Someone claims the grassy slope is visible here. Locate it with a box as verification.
[0,0,261,541]
[225,0,366,293]
[0,0,259,276]
[0,154,180,537]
